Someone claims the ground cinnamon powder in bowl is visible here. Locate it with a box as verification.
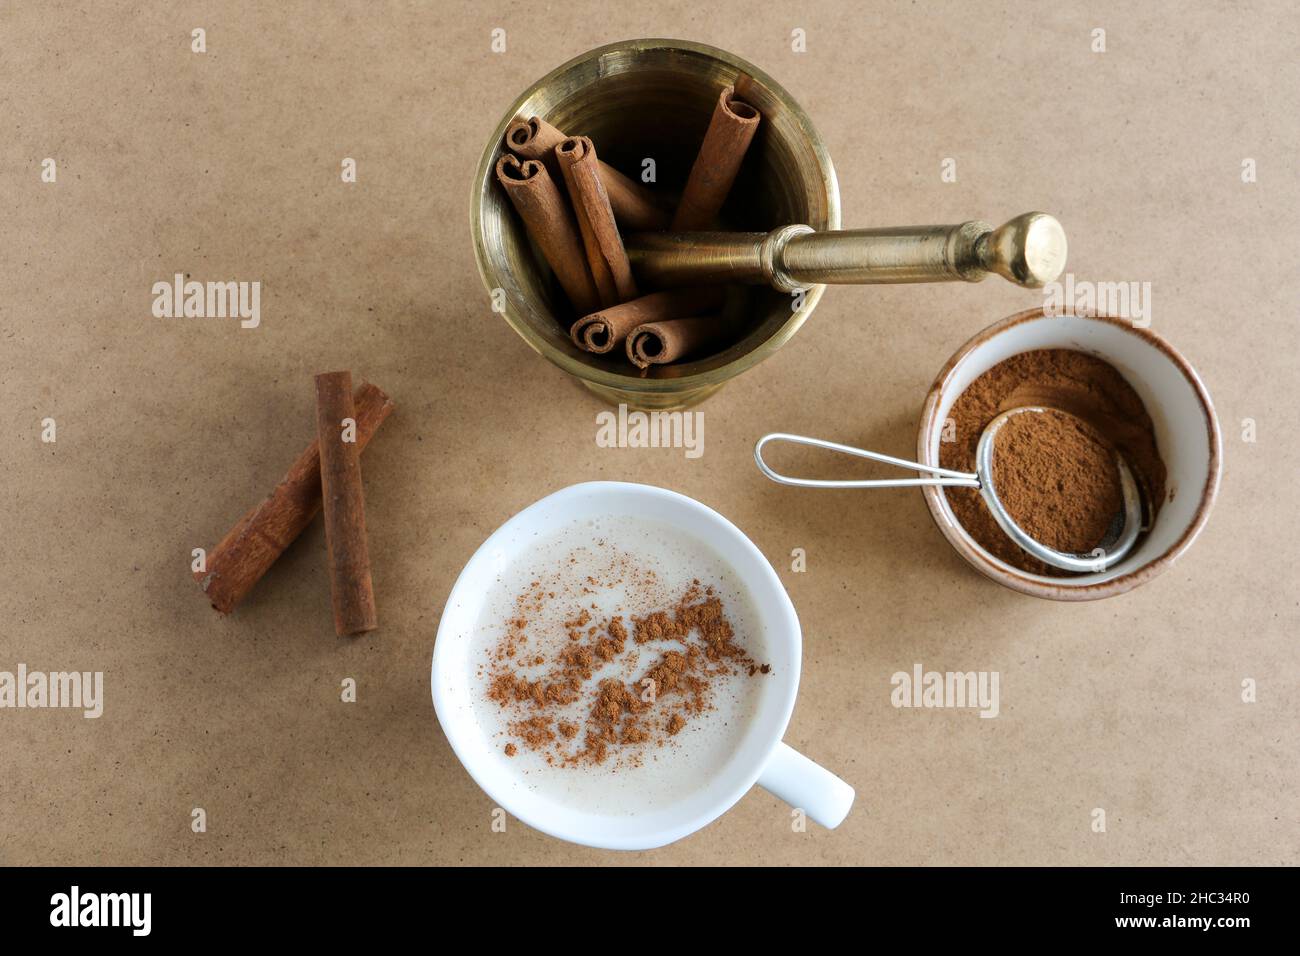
[939,349,1167,576]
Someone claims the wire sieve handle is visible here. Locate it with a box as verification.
[754,433,981,489]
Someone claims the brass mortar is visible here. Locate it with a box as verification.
[470,37,841,410]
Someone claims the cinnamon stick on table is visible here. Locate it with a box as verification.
[495,154,601,315]
[627,315,734,369]
[315,371,378,636]
[505,117,670,231]
[671,86,761,231]
[193,382,395,615]
[570,288,725,354]
[557,136,638,308]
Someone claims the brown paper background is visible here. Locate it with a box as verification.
[2,1,1297,866]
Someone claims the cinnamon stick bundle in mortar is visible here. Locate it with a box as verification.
[315,371,377,636]
[671,86,761,231]
[495,154,601,316]
[194,382,394,615]
[557,136,638,308]
[627,315,736,369]
[506,117,670,231]
[570,287,725,354]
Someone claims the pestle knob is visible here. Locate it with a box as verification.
[626,213,1068,291]
[974,212,1067,289]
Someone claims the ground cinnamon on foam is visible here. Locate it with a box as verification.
[484,568,769,768]
[940,349,1167,576]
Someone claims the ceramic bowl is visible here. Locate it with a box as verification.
[917,309,1221,601]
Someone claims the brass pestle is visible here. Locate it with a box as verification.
[626,212,1067,292]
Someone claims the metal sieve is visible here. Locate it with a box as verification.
[754,406,1142,573]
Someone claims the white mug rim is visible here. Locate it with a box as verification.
[430,480,801,850]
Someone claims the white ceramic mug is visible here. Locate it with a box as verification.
[918,309,1222,600]
[432,481,854,850]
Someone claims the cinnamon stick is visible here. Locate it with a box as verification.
[626,315,734,369]
[194,382,394,615]
[570,288,725,354]
[314,371,378,636]
[505,117,669,230]
[495,154,601,316]
[671,86,761,231]
[557,136,638,308]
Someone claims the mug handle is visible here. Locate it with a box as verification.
[756,741,855,829]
